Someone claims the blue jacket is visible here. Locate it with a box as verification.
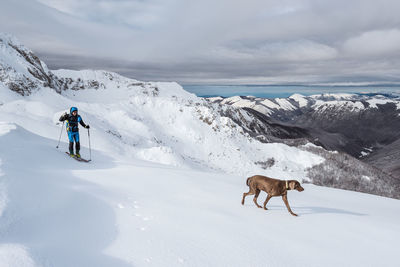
[59,113,87,132]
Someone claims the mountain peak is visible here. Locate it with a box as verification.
[0,33,195,100]
[0,33,58,95]
[0,33,23,47]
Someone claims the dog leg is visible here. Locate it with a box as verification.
[242,190,254,205]
[253,189,262,208]
[242,192,249,205]
[263,195,272,210]
[282,194,297,216]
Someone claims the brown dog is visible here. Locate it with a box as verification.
[241,175,304,216]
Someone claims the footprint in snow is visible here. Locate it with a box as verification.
[128,200,152,230]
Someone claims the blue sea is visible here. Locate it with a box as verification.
[182,84,400,98]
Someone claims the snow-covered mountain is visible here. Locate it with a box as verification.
[1,33,400,266]
[1,33,325,179]
[208,93,400,180]
[1,33,398,198]
[0,33,60,95]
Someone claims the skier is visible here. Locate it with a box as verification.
[59,107,90,158]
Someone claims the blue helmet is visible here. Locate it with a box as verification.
[70,107,78,114]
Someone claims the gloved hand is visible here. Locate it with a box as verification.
[59,112,68,122]
[85,125,90,129]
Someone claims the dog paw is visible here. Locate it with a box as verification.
[291,213,298,217]
[263,207,268,210]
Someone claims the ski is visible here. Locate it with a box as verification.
[65,152,91,162]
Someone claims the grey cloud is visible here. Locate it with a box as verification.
[3,0,400,84]
[39,50,400,85]
[342,29,400,57]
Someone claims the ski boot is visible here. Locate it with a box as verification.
[69,148,75,157]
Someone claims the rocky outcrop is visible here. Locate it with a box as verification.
[0,34,60,95]
[0,34,139,95]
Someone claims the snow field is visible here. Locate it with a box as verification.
[0,124,399,266]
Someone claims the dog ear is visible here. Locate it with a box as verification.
[289,181,296,190]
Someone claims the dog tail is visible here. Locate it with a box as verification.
[246,176,251,186]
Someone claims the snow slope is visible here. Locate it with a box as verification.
[0,122,399,267]
[0,81,323,180]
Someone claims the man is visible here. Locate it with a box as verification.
[59,107,90,158]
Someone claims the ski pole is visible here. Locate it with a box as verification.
[56,121,64,148]
[88,128,92,161]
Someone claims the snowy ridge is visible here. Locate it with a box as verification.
[210,92,400,114]
[366,96,400,109]
[312,99,365,111]
[0,33,56,95]
[54,69,143,92]
[310,93,357,99]
[275,98,296,110]
[221,96,274,115]
[309,93,400,111]
[289,93,308,107]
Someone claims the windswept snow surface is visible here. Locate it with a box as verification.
[0,122,399,267]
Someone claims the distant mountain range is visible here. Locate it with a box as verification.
[207,93,400,180]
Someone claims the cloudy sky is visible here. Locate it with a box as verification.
[1,0,400,84]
